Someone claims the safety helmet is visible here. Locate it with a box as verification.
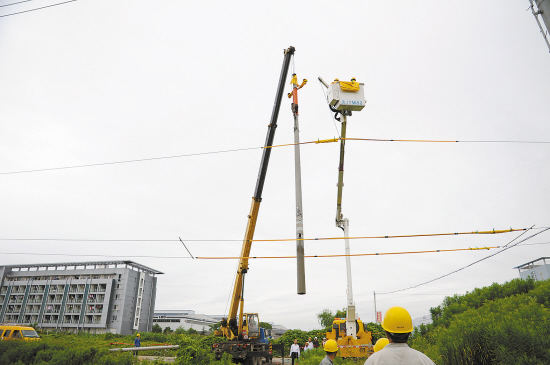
[324,339,338,353]
[373,338,389,352]
[137,334,140,337]
[381,306,413,333]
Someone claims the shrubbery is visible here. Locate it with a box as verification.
[0,340,134,365]
[410,278,550,365]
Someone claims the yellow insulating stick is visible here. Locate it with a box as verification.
[315,138,339,144]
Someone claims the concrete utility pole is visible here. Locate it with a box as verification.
[529,0,550,52]
[290,73,307,295]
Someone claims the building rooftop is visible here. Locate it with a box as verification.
[3,260,164,275]
[514,257,550,270]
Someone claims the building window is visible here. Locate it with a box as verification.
[140,278,144,286]
[112,315,117,321]
[115,294,120,300]
[134,318,138,326]
[114,305,119,310]
[116,284,121,289]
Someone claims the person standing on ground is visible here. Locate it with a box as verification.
[364,306,435,365]
[312,337,319,348]
[321,337,327,348]
[290,339,300,365]
[307,339,314,351]
[319,339,338,365]
[133,333,141,357]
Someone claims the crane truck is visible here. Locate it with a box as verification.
[212,46,295,365]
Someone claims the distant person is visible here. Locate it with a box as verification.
[304,341,309,351]
[321,337,327,348]
[290,339,300,365]
[312,337,319,348]
[319,339,338,365]
[307,338,314,350]
[364,306,435,365]
[133,333,141,357]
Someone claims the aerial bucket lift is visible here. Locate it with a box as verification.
[319,77,372,358]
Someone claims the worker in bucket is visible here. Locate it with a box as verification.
[319,339,338,365]
[365,306,435,365]
[133,333,141,356]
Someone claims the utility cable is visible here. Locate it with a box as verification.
[318,80,341,138]
[378,226,550,294]
[0,0,77,18]
[0,0,35,8]
[1,237,546,260]
[0,146,262,175]
[195,246,500,259]
[248,228,525,242]
[2,137,549,175]
[0,227,527,243]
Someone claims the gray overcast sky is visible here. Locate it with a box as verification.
[1,0,550,331]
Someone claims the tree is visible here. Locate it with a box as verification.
[188,327,198,335]
[317,309,334,328]
[335,308,346,319]
[317,308,347,328]
[259,322,272,329]
[209,322,221,332]
[163,326,172,334]
[152,323,162,333]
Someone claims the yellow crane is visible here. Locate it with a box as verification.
[212,46,295,365]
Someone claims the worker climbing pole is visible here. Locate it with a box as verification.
[288,72,307,295]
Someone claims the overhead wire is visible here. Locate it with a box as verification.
[0,0,35,8]
[0,0,77,18]
[2,137,549,176]
[194,246,502,260]
[0,146,262,175]
[317,80,341,138]
[1,233,547,259]
[0,227,528,243]
[377,226,550,295]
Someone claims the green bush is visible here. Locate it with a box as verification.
[411,278,550,365]
[0,340,135,365]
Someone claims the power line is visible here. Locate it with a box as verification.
[0,227,528,243]
[0,0,35,8]
[0,0,77,18]
[195,246,502,260]
[377,227,550,295]
[0,238,546,260]
[2,137,549,175]
[0,252,193,259]
[0,146,262,175]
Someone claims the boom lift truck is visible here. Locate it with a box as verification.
[319,77,373,358]
[212,46,295,365]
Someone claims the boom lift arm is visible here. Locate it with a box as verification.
[220,46,295,341]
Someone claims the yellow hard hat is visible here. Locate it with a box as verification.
[382,306,413,333]
[324,339,338,352]
[137,334,140,337]
[373,338,389,352]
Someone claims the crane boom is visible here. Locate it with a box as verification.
[222,46,295,340]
